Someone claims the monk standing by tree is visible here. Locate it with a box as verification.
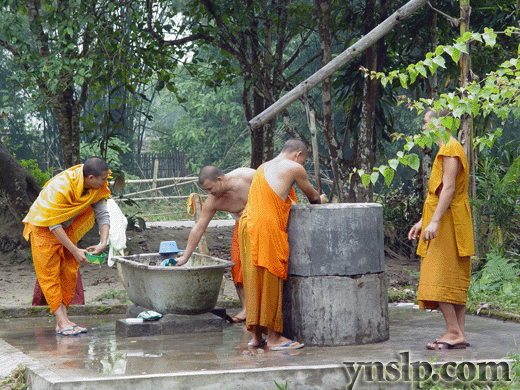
[239,139,326,350]
[408,109,474,350]
[175,166,255,323]
[22,157,111,336]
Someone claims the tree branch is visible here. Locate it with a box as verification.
[427,1,460,27]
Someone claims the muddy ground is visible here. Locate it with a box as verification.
[0,205,420,307]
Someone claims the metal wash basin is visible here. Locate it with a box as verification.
[114,253,233,315]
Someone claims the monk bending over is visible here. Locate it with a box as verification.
[23,157,111,336]
[176,166,255,323]
[239,139,326,350]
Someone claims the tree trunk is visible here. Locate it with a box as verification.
[50,83,82,168]
[315,0,344,200]
[0,141,41,223]
[249,0,429,130]
[458,0,478,256]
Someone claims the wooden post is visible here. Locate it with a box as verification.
[309,110,321,193]
[191,194,210,255]
[150,159,159,215]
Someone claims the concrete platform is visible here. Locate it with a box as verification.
[0,306,517,389]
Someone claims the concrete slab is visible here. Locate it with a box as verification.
[0,306,517,389]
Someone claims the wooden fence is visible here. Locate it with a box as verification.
[136,151,189,179]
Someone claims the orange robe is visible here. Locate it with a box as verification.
[23,165,110,313]
[239,164,297,333]
[230,221,243,286]
[416,139,474,310]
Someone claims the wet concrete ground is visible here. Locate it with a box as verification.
[0,305,518,389]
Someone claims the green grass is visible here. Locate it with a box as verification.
[94,289,130,305]
[1,365,28,389]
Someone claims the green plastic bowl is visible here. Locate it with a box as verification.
[86,252,107,264]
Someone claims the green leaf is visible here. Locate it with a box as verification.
[361,174,371,188]
[471,100,480,117]
[482,32,497,47]
[399,73,408,88]
[408,154,420,171]
[370,172,379,185]
[389,159,399,170]
[383,168,394,187]
[432,56,446,68]
[415,63,427,77]
[451,48,461,63]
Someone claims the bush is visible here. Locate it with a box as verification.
[473,151,520,258]
[379,179,423,259]
[19,159,52,186]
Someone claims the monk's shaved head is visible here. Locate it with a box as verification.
[83,157,109,177]
[281,139,307,155]
[199,166,224,185]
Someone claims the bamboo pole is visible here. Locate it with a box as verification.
[121,179,198,197]
[248,0,429,130]
[150,159,159,215]
[120,176,198,184]
[113,195,208,202]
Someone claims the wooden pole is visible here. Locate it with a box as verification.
[248,0,428,130]
[191,194,210,255]
[150,159,159,215]
[309,110,321,193]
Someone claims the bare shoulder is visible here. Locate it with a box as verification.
[202,194,219,212]
[229,167,256,180]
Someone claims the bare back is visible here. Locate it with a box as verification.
[263,156,319,203]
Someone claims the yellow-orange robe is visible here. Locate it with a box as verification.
[230,221,243,286]
[416,139,474,310]
[22,165,110,313]
[239,164,297,333]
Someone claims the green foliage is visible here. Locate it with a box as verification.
[272,380,289,390]
[467,248,520,314]
[360,27,520,188]
[148,70,250,172]
[473,150,520,255]
[19,159,52,186]
[379,180,423,259]
[94,289,130,305]
[1,364,27,390]
[80,138,131,172]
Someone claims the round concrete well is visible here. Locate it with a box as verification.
[282,203,389,346]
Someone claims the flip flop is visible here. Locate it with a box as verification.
[426,341,467,350]
[269,340,304,351]
[72,325,88,334]
[231,316,246,323]
[248,338,267,348]
[56,328,82,336]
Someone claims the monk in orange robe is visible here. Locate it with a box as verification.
[23,157,111,336]
[175,166,255,322]
[409,109,474,350]
[239,139,325,350]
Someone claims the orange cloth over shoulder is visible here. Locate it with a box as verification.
[416,139,474,257]
[243,164,297,280]
[22,164,111,242]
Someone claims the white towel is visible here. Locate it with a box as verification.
[106,198,128,267]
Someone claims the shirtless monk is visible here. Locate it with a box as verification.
[22,157,111,336]
[175,166,255,323]
[239,139,326,350]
